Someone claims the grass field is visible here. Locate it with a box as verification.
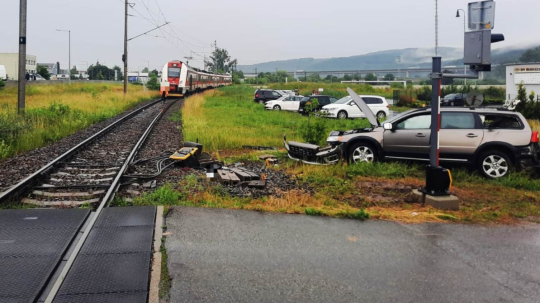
[0,83,159,160]
[182,86,370,151]
[155,85,540,224]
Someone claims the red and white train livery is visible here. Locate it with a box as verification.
[160,60,232,98]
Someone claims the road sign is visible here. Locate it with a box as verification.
[468,0,496,30]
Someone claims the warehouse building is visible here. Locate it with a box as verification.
[506,63,540,100]
[0,53,38,80]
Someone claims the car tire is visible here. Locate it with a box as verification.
[348,142,377,164]
[477,150,513,178]
[337,110,348,119]
[273,105,281,110]
[377,111,387,120]
[450,101,455,106]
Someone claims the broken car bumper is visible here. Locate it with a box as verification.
[283,134,342,165]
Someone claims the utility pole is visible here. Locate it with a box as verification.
[123,0,128,94]
[255,68,258,85]
[17,0,27,114]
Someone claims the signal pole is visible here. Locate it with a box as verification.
[18,0,27,114]
[123,0,128,94]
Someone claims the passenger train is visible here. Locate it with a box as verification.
[160,60,232,99]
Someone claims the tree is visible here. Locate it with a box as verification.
[142,67,149,73]
[204,47,237,73]
[113,65,123,81]
[146,73,160,90]
[150,69,159,77]
[0,78,5,90]
[365,73,377,81]
[384,73,395,81]
[515,83,528,113]
[37,65,51,80]
[70,65,78,80]
[96,70,104,80]
[520,46,540,62]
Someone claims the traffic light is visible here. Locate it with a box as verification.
[464,30,504,72]
[122,54,126,63]
[463,1,504,72]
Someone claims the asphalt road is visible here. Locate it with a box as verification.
[165,207,540,303]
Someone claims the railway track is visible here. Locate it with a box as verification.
[0,98,179,207]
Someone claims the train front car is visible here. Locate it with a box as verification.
[160,61,186,99]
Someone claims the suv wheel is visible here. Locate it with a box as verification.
[377,111,386,120]
[273,105,281,110]
[337,111,347,119]
[348,142,377,164]
[478,150,513,178]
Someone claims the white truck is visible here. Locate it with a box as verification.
[0,65,6,81]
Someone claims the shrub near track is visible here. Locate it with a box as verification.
[0,83,158,160]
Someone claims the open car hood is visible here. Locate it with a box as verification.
[346,88,379,127]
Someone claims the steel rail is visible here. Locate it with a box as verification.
[0,98,163,204]
[44,98,179,303]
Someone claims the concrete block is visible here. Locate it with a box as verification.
[411,189,460,211]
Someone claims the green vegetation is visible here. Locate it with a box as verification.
[520,46,540,62]
[395,84,506,107]
[37,65,51,80]
[0,82,158,160]
[268,82,394,99]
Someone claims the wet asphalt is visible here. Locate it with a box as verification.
[165,207,540,303]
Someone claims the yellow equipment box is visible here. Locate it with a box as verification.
[170,147,198,161]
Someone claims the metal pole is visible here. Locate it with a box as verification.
[463,12,467,85]
[68,30,71,84]
[17,0,27,115]
[123,0,128,93]
[435,0,439,56]
[430,57,442,167]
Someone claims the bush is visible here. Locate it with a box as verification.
[0,79,5,90]
[147,74,160,90]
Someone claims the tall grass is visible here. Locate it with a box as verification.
[182,86,370,151]
[0,83,158,160]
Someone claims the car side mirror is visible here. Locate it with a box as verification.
[383,123,393,130]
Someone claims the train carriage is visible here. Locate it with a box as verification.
[160,60,232,99]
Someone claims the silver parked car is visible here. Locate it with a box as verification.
[285,91,539,178]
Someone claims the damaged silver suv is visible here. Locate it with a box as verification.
[285,89,539,178]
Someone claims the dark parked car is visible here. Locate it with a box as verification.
[442,93,467,106]
[254,89,282,104]
[298,95,338,114]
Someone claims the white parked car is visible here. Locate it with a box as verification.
[265,95,305,111]
[322,95,390,120]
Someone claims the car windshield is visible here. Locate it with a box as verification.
[334,96,353,104]
[301,97,311,102]
[445,94,457,99]
[385,109,419,124]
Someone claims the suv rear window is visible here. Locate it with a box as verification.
[441,112,476,129]
[480,114,523,129]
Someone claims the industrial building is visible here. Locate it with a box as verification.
[506,63,540,100]
[0,53,37,80]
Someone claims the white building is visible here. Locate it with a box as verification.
[0,53,37,80]
[506,63,540,100]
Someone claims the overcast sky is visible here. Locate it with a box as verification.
[0,0,538,71]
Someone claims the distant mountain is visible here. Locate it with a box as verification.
[238,45,538,73]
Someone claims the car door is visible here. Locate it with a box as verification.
[384,113,431,159]
[439,112,483,161]
[286,96,300,111]
[348,101,363,118]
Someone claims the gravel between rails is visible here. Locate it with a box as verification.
[0,99,161,193]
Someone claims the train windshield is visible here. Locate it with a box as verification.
[168,67,181,78]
